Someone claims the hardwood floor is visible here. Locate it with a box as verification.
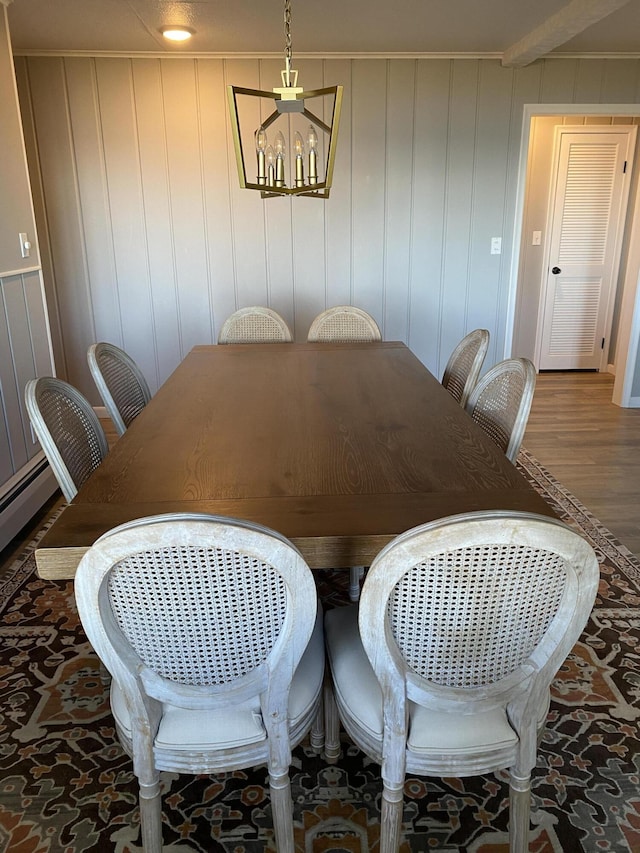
[2,370,640,569]
[524,370,640,558]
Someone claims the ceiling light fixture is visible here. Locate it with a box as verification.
[227,0,342,199]
[160,26,194,42]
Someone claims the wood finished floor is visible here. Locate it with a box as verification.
[524,370,640,558]
[2,370,640,569]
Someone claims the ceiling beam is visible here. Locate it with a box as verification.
[502,0,632,67]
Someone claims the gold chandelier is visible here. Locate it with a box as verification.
[227,0,343,199]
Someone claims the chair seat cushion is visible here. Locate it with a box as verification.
[112,608,324,751]
[325,605,546,757]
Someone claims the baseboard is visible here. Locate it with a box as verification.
[0,458,58,552]
[94,405,108,419]
[607,363,616,375]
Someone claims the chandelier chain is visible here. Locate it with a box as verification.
[284,0,292,68]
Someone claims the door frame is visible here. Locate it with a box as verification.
[535,124,636,372]
[506,103,640,407]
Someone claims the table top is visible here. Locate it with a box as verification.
[36,341,554,578]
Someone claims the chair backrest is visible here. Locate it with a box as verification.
[465,357,536,463]
[74,513,318,732]
[359,510,599,731]
[307,306,381,343]
[218,307,293,344]
[25,377,109,501]
[441,328,490,408]
[87,342,152,437]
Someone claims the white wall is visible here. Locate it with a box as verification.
[13,54,640,404]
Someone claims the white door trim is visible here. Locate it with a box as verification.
[506,104,640,407]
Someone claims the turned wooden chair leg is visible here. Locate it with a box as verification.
[380,781,404,853]
[349,566,363,601]
[509,771,531,853]
[269,770,295,853]
[138,772,163,853]
[310,692,325,753]
[323,675,341,764]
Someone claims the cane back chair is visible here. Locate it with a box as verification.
[74,513,324,853]
[307,306,381,343]
[88,342,152,437]
[25,376,109,501]
[441,328,490,408]
[465,357,536,463]
[324,510,599,853]
[218,306,293,343]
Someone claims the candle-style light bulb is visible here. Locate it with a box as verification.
[274,131,286,187]
[294,131,305,187]
[256,126,267,185]
[266,145,275,188]
[307,124,318,185]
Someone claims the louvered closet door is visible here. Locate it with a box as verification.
[539,128,636,371]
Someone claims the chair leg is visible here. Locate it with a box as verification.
[323,675,341,764]
[349,566,362,602]
[509,771,531,853]
[310,694,325,753]
[270,770,295,853]
[380,781,404,853]
[138,773,163,853]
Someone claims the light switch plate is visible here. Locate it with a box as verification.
[532,230,542,246]
[490,237,502,255]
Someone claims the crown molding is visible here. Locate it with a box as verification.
[9,48,640,61]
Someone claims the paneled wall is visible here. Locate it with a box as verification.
[14,55,640,404]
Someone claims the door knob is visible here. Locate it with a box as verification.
[551,266,561,275]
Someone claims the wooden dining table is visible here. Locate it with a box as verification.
[35,341,555,579]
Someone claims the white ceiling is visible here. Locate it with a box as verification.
[5,0,640,64]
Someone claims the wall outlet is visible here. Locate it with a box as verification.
[490,237,502,255]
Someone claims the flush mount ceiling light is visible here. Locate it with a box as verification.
[227,0,343,199]
[160,26,194,42]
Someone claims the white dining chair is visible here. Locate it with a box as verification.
[307,306,381,343]
[25,376,109,501]
[441,328,490,408]
[218,306,293,343]
[74,512,324,853]
[465,356,536,463]
[324,510,599,853]
[88,342,152,437]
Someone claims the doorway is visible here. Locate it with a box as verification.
[508,106,640,407]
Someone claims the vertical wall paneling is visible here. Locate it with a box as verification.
[131,58,180,385]
[323,59,353,313]
[64,58,121,359]
[224,60,269,314]
[602,60,640,103]
[467,61,513,364]
[0,8,36,273]
[574,60,605,103]
[289,59,327,339]
[383,60,415,343]
[439,60,479,377]
[350,60,387,327]
[407,59,451,371]
[501,61,544,360]
[196,59,237,344]
[0,280,18,482]
[540,60,580,104]
[157,59,213,353]
[14,57,65,376]
[16,55,640,403]
[25,57,95,396]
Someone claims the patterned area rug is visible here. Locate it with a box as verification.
[2,449,640,852]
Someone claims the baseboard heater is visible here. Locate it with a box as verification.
[0,453,58,552]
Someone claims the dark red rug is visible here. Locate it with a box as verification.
[1,448,640,851]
